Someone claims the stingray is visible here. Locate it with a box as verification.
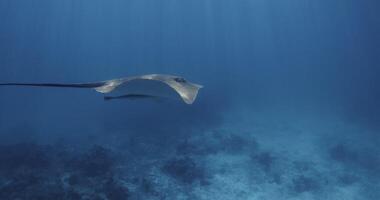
[0,74,203,104]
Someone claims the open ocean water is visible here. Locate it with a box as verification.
[0,0,379,199]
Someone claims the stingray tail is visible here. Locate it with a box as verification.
[0,82,105,88]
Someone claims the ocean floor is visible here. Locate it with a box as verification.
[0,109,379,200]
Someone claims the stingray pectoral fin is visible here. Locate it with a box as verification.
[138,74,203,104]
[94,79,123,93]
[180,86,202,104]
[169,82,203,104]
[104,94,160,101]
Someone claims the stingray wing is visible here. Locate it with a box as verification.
[94,74,203,104]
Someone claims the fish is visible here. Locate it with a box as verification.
[0,74,203,104]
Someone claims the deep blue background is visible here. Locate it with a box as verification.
[0,1,379,199]
[1,0,379,138]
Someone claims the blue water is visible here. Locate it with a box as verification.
[0,1,379,199]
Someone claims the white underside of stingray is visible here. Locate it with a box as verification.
[0,74,203,104]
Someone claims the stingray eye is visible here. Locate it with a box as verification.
[174,77,186,83]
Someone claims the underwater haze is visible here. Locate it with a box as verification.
[1,0,380,199]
